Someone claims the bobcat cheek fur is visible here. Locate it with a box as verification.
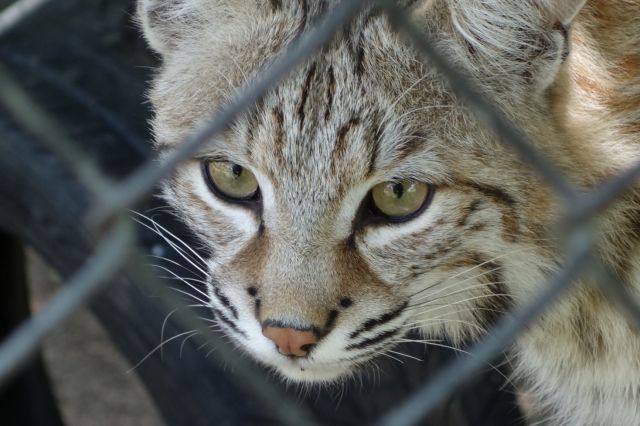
[138,0,640,424]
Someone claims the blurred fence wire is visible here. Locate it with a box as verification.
[1,1,639,425]
[0,0,50,37]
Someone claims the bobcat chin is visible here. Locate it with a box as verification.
[138,0,640,424]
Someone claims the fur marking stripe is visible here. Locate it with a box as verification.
[457,199,483,227]
[349,301,408,339]
[346,328,402,351]
[254,299,261,319]
[323,310,339,335]
[269,0,281,11]
[456,180,519,242]
[472,260,511,329]
[297,62,317,130]
[272,108,285,164]
[354,39,365,76]
[332,117,361,171]
[213,308,247,338]
[365,110,384,177]
[299,0,308,31]
[325,65,335,122]
[213,287,239,320]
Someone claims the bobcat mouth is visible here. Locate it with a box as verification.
[208,285,411,383]
[272,358,355,383]
[259,323,410,383]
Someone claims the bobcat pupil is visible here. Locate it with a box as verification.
[392,183,404,198]
[232,164,243,177]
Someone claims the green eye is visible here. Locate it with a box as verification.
[371,180,431,221]
[203,160,259,201]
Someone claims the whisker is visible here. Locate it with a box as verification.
[132,212,209,275]
[412,265,506,303]
[180,331,201,358]
[128,330,200,372]
[160,303,205,359]
[148,227,209,277]
[376,351,404,364]
[412,292,512,318]
[397,339,511,383]
[394,338,443,343]
[409,280,513,310]
[159,276,210,288]
[168,286,210,306]
[132,211,209,266]
[395,105,452,122]
[409,248,529,299]
[387,349,423,362]
[148,253,206,276]
[404,306,506,327]
[149,263,211,302]
[141,205,176,215]
[377,74,429,136]
[402,317,486,334]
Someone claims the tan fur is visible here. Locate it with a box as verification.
[138,0,640,423]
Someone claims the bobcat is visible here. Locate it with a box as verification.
[137,0,640,424]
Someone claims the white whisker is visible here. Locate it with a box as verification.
[180,331,201,358]
[128,330,199,372]
[410,248,529,299]
[413,292,512,318]
[395,339,510,383]
[132,210,209,266]
[131,212,209,277]
[387,349,423,362]
[150,255,208,282]
[409,280,513,310]
[376,351,404,364]
[159,303,206,359]
[168,286,210,306]
[149,263,211,302]
[412,264,506,303]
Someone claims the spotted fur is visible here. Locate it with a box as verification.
[138,1,640,424]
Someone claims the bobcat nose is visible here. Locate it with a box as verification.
[262,326,318,357]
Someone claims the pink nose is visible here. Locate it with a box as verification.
[262,327,318,357]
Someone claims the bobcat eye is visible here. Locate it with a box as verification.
[202,160,259,201]
[371,180,432,222]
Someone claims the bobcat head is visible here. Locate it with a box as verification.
[138,0,588,383]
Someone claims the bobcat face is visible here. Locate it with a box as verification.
[139,0,586,382]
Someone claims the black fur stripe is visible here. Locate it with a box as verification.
[213,287,239,320]
[297,62,317,130]
[325,65,335,122]
[472,259,511,329]
[269,0,281,11]
[213,308,247,338]
[346,328,402,351]
[365,109,385,177]
[323,310,339,335]
[349,301,408,339]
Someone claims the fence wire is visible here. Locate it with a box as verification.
[1,1,639,425]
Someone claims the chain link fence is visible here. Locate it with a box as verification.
[1,0,639,425]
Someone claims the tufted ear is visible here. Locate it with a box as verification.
[137,0,198,55]
[449,0,587,93]
[539,0,587,26]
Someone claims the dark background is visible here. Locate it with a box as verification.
[0,1,522,425]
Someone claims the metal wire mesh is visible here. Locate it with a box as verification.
[1,1,639,425]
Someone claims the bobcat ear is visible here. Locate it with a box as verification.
[450,0,587,93]
[537,0,587,26]
[137,0,198,56]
